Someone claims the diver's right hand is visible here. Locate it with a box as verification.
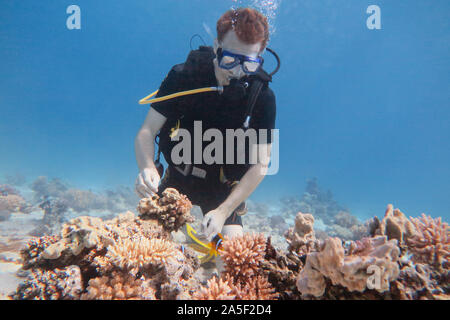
[135,167,160,198]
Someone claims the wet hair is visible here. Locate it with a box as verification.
[217,7,269,51]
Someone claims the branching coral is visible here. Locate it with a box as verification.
[138,188,194,232]
[220,233,266,281]
[297,236,401,298]
[81,271,156,300]
[192,276,236,300]
[104,237,186,278]
[406,214,449,268]
[232,275,278,300]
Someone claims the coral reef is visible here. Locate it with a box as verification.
[407,214,449,268]
[284,212,321,256]
[297,236,400,298]
[281,178,347,225]
[220,233,267,281]
[373,204,417,243]
[137,188,194,232]
[194,233,278,300]
[192,277,236,300]
[281,179,370,241]
[7,185,449,301]
[12,209,195,300]
[0,184,33,221]
[81,271,156,300]
[29,197,68,237]
[12,265,82,300]
[30,176,140,215]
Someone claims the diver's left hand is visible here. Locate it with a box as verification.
[201,209,228,242]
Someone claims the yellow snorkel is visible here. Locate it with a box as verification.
[186,223,224,264]
[139,87,224,105]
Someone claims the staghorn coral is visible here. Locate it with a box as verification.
[12,265,82,300]
[138,188,194,232]
[406,214,449,268]
[297,236,401,298]
[284,212,321,255]
[232,275,278,300]
[220,233,266,281]
[192,276,236,300]
[81,271,156,300]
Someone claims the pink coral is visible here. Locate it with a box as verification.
[297,236,401,297]
[221,233,266,281]
[406,214,449,268]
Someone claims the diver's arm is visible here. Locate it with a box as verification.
[219,143,272,217]
[201,143,272,240]
[134,108,167,197]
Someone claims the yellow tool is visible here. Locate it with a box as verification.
[186,223,224,264]
[139,87,223,105]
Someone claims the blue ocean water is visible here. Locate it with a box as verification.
[0,0,449,221]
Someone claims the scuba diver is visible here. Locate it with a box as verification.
[135,7,279,242]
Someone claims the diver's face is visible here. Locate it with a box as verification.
[214,30,263,85]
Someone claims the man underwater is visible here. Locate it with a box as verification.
[135,8,277,242]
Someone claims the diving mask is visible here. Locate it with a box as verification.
[217,47,263,75]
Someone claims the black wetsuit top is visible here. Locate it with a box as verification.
[151,47,277,225]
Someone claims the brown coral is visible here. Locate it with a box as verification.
[297,236,401,297]
[81,271,156,300]
[406,214,449,268]
[375,204,417,243]
[12,265,82,300]
[260,237,302,300]
[137,188,194,232]
[285,212,321,255]
[221,233,266,281]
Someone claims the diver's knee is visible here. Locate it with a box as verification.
[221,225,243,239]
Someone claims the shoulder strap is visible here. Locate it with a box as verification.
[243,69,272,129]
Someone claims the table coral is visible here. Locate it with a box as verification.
[137,188,194,232]
[297,236,401,298]
[406,214,449,268]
